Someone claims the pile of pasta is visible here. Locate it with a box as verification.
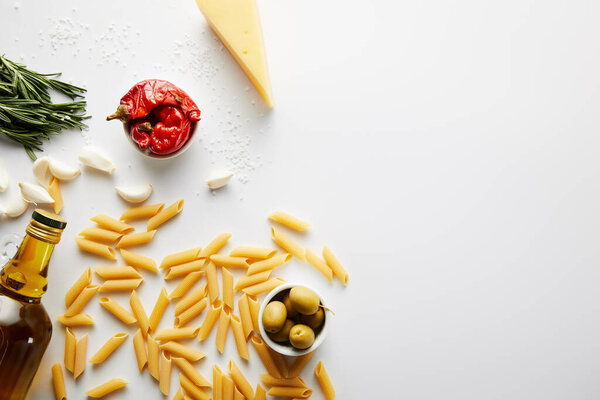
[52,202,344,399]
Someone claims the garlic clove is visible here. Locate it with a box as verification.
[115,184,153,203]
[5,194,29,217]
[206,170,233,189]
[0,158,8,192]
[19,182,55,204]
[32,156,51,187]
[78,146,115,174]
[48,156,81,180]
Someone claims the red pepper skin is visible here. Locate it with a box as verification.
[130,120,151,149]
[149,106,191,154]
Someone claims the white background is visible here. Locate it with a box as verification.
[1,0,600,398]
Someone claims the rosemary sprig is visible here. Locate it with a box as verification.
[0,55,90,159]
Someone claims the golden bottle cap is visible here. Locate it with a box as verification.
[31,209,67,230]
[27,209,66,243]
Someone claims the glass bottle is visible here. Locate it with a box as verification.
[0,209,66,400]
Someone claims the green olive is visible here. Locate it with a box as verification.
[282,291,298,318]
[289,286,320,315]
[262,301,287,333]
[300,308,324,329]
[268,319,294,342]
[289,324,315,349]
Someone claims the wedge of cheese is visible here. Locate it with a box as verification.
[195,0,274,107]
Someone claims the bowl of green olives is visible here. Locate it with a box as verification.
[258,283,329,356]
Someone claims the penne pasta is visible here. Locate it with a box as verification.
[230,314,249,360]
[237,294,254,339]
[268,211,311,231]
[175,283,208,315]
[65,267,91,307]
[116,229,157,248]
[260,374,307,387]
[160,342,205,362]
[149,287,169,332]
[121,249,158,273]
[323,246,348,286]
[287,350,315,378]
[234,271,271,291]
[242,278,286,297]
[197,300,222,341]
[133,329,147,372]
[222,374,234,400]
[209,255,249,269]
[215,307,231,354]
[314,361,335,400]
[268,347,289,378]
[246,253,291,276]
[250,336,283,378]
[120,203,164,221]
[64,327,76,373]
[99,278,143,292]
[206,261,219,302]
[89,333,128,364]
[91,214,134,233]
[154,327,200,342]
[159,351,172,395]
[64,284,99,317]
[85,378,128,398]
[175,297,208,327]
[229,246,276,259]
[222,268,234,311]
[79,227,123,243]
[179,373,210,400]
[56,313,95,326]
[75,237,117,260]
[247,295,261,333]
[254,384,267,400]
[271,227,306,261]
[130,290,150,337]
[213,365,223,400]
[48,177,63,214]
[147,199,184,231]
[73,334,87,380]
[268,386,312,398]
[164,260,204,279]
[51,363,66,400]
[94,266,141,279]
[172,357,212,387]
[160,246,202,269]
[147,335,160,380]
[173,388,185,400]
[228,360,254,399]
[305,248,333,282]
[198,233,232,258]
[170,272,205,300]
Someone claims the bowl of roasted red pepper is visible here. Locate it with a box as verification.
[107,79,201,158]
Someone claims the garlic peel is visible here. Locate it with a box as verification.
[19,182,55,204]
[32,156,51,187]
[115,184,153,203]
[0,158,8,192]
[48,157,81,180]
[206,170,233,189]
[5,195,28,217]
[79,146,115,174]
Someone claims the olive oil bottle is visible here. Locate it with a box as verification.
[0,209,66,400]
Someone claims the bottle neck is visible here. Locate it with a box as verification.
[0,234,56,303]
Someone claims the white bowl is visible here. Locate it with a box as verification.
[122,121,197,160]
[258,282,329,356]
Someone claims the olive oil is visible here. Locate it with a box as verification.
[0,209,66,400]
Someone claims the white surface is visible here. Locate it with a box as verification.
[1,0,600,398]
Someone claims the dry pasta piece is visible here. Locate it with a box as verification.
[132,329,147,372]
[160,246,202,269]
[246,253,291,276]
[65,267,91,307]
[271,227,305,261]
[229,360,254,399]
[173,357,211,387]
[91,214,134,233]
[229,246,276,259]
[56,314,95,326]
[164,260,204,279]
[209,255,249,269]
[94,266,141,279]
[121,249,158,273]
[230,315,249,360]
[234,271,271,291]
[48,177,63,214]
[89,333,128,364]
[149,287,169,332]
[130,290,150,337]
[198,233,232,258]
[154,327,200,342]
[99,278,143,292]
[215,307,231,353]
[234,387,244,400]
[213,365,223,400]
[116,230,157,248]
[175,283,208,315]
[222,374,234,400]
[242,278,286,296]
[175,297,208,327]
[268,211,311,231]
[160,342,205,362]
[254,384,267,400]
[323,246,348,286]
[147,335,160,380]
[64,284,99,317]
[64,327,76,373]
[170,272,205,300]
[247,295,260,333]
[250,336,283,378]
[173,388,185,400]
[73,334,87,380]
[75,237,116,260]
[287,350,315,378]
[179,373,210,400]
[206,261,219,302]
[268,386,312,398]
[315,361,335,400]
[147,199,184,231]
[222,268,234,311]
[85,378,128,398]
[268,347,289,378]
[79,227,122,243]
[260,374,307,387]
[237,294,254,339]
[159,351,172,395]
[120,203,164,221]
[51,363,66,400]
[305,248,334,282]
[197,300,222,341]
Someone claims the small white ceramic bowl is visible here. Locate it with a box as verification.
[123,121,197,160]
[258,282,329,356]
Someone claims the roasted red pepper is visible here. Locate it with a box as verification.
[107,79,201,155]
